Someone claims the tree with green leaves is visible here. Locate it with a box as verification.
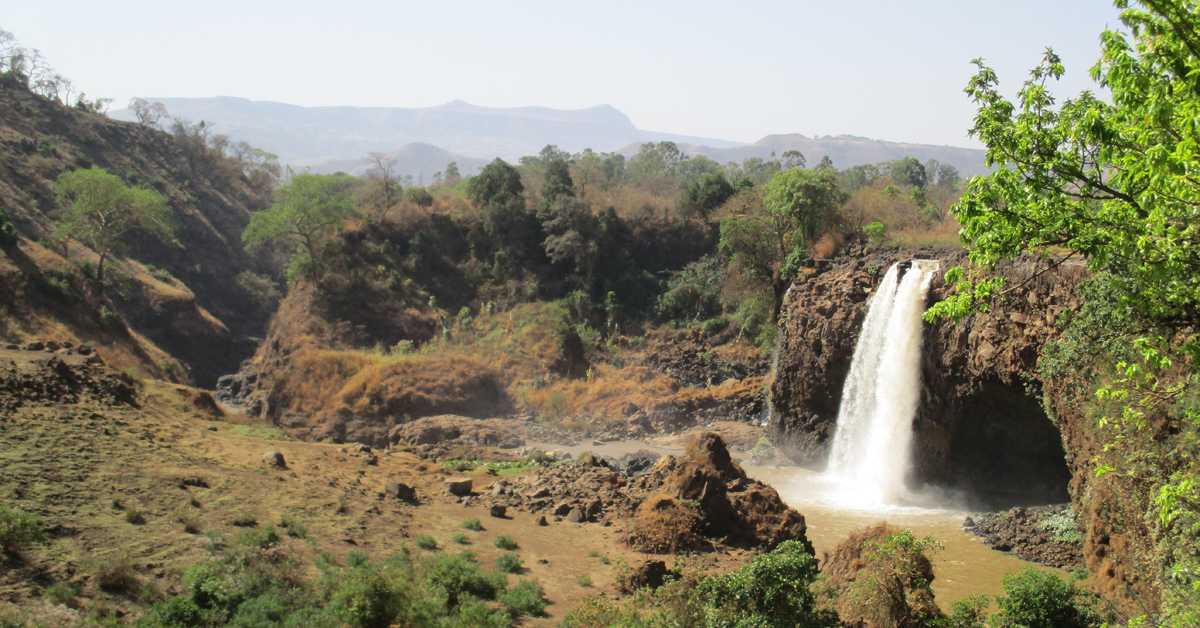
[242,173,356,281]
[927,2,1200,620]
[720,167,844,323]
[762,167,846,246]
[467,159,525,208]
[679,172,734,221]
[541,155,575,205]
[53,167,175,290]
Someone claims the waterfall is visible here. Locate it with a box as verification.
[826,260,938,507]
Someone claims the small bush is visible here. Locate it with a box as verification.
[0,505,46,557]
[0,207,18,248]
[452,533,470,545]
[125,509,147,525]
[94,555,140,594]
[425,552,507,606]
[44,582,79,607]
[864,220,888,244]
[494,535,518,551]
[496,552,523,574]
[993,568,1105,628]
[142,595,206,627]
[238,526,281,550]
[462,518,483,531]
[279,515,307,539]
[937,594,989,627]
[500,580,548,618]
[415,535,439,550]
[699,539,836,627]
[576,574,593,588]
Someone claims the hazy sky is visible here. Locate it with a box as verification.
[7,1,1122,148]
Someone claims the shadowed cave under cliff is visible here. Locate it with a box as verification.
[911,376,1071,510]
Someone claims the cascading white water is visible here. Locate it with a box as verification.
[826,260,939,508]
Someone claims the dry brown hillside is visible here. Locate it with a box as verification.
[0,77,272,386]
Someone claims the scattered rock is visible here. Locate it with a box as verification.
[445,477,473,496]
[966,504,1082,569]
[489,504,507,518]
[566,507,587,523]
[536,515,548,526]
[384,482,417,503]
[262,451,287,468]
[619,560,675,593]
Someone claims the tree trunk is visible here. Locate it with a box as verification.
[95,251,107,294]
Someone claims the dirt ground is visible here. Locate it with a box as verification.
[0,350,755,624]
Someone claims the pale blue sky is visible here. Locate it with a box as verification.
[7,0,1122,147]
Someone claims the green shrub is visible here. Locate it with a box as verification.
[444,597,510,628]
[238,526,280,550]
[328,566,403,628]
[656,255,724,322]
[0,207,17,249]
[500,580,547,618]
[125,509,146,525]
[425,552,506,607]
[44,582,79,607]
[864,220,888,244]
[451,533,470,545]
[576,574,593,588]
[993,568,1105,628]
[936,595,989,627]
[0,505,46,556]
[698,539,836,628]
[228,591,291,627]
[140,595,206,627]
[415,535,439,550]
[462,518,483,531]
[279,516,306,539]
[494,535,518,551]
[496,552,523,574]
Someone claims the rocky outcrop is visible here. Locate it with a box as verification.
[770,246,1083,505]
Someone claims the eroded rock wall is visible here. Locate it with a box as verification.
[769,246,1085,503]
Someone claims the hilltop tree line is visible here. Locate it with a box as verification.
[244,137,961,349]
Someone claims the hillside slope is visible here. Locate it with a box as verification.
[0,78,271,385]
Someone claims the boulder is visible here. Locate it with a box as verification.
[385,482,417,503]
[445,477,473,496]
[618,560,674,593]
[489,504,507,518]
[263,451,287,469]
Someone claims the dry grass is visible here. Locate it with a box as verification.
[891,220,964,250]
[333,352,508,420]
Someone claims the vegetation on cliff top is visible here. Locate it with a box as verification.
[930,0,1200,622]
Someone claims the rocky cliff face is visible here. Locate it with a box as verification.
[770,246,1083,504]
[769,245,1155,613]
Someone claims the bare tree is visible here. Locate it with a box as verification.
[129,98,169,127]
[365,152,400,221]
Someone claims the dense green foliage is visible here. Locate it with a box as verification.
[137,532,544,627]
[52,167,175,289]
[562,540,837,627]
[991,569,1104,628]
[927,0,1200,621]
[0,504,45,557]
[242,173,357,281]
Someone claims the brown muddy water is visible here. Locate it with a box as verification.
[532,438,1065,608]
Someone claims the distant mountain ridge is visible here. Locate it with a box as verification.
[667,133,991,177]
[110,97,987,178]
